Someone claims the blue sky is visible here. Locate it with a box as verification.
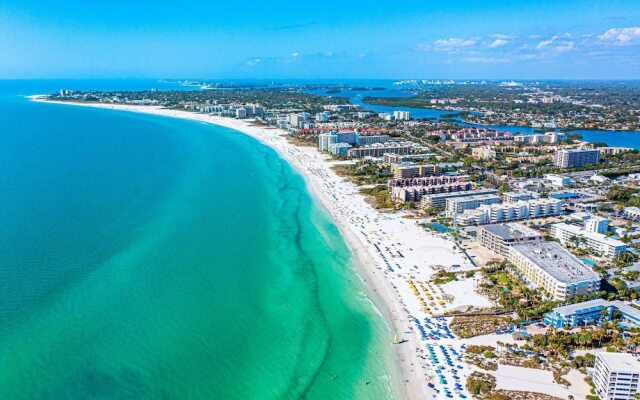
[1,0,640,79]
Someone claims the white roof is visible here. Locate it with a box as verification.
[597,352,640,373]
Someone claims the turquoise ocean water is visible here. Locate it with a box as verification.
[0,81,395,399]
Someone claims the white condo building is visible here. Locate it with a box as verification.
[508,242,600,301]
[586,216,609,234]
[445,194,501,218]
[554,148,600,168]
[550,222,627,259]
[393,110,410,121]
[592,352,640,400]
[455,198,562,225]
[624,206,640,221]
[318,131,358,151]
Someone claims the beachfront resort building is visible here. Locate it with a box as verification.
[454,198,563,225]
[318,131,357,150]
[550,222,628,258]
[347,142,416,158]
[357,134,391,146]
[328,142,352,156]
[391,164,439,179]
[390,177,473,203]
[544,299,640,329]
[507,241,600,301]
[420,189,499,210]
[444,194,501,218]
[592,352,640,400]
[476,223,543,257]
[554,148,600,168]
[388,175,466,189]
[318,130,392,154]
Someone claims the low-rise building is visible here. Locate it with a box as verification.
[445,194,501,218]
[544,299,640,329]
[347,143,416,158]
[476,223,543,256]
[598,146,634,155]
[550,223,628,258]
[502,191,535,203]
[592,352,640,400]
[391,164,439,179]
[472,146,497,160]
[624,206,640,221]
[508,241,601,301]
[357,134,390,146]
[392,182,473,203]
[456,198,562,225]
[328,142,352,156]
[545,174,574,187]
[420,189,499,210]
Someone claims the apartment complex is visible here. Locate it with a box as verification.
[554,148,600,168]
[445,194,501,218]
[624,206,640,221]
[502,191,535,203]
[391,182,473,203]
[455,198,562,225]
[476,223,543,257]
[544,299,640,329]
[358,134,391,146]
[347,143,415,158]
[513,131,562,144]
[318,131,358,150]
[508,241,600,301]
[598,146,634,155]
[471,146,497,160]
[391,164,439,179]
[419,189,499,210]
[592,352,640,400]
[550,223,628,258]
[393,110,410,120]
[328,142,352,156]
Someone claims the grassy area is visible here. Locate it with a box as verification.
[432,270,457,285]
[449,315,511,338]
[331,161,392,185]
[359,185,395,209]
[285,134,317,147]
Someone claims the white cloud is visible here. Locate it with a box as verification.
[536,35,559,49]
[599,27,640,44]
[491,34,514,40]
[535,34,574,53]
[489,39,509,48]
[432,37,479,51]
[554,41,574,53]
[246,58,262,67]
[291,52,300,58]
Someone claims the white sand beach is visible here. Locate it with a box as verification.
[32,98,485,400]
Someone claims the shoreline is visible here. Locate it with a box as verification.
[31,97,476,399]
